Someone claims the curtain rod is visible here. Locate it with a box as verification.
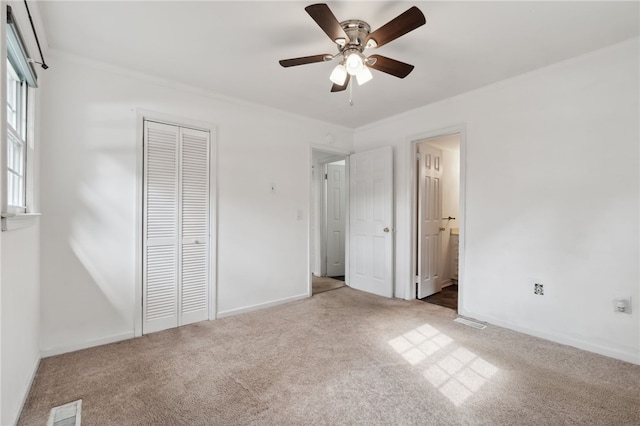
[23,0,48,70]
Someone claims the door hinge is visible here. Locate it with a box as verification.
[415,275,420,284]
[416,153,421,161]
[325,173,328,180]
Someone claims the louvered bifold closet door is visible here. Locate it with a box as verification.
[143,121,180,334]
[179,128,210,326]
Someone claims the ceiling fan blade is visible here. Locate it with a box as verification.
[366,6,426,48]
[331,74,350,92]
[279,54,331,68]
[368,55,415,78]
[305,3,349,43]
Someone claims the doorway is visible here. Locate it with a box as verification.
[414,133,461,310]
[311,149,348,295]
[325,160,347,279]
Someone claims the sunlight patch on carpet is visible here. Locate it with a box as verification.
[388,323,498,406]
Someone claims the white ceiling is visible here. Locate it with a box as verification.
[37,1,639,129]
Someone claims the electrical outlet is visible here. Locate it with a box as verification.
[612,296,632,314]
[534,283,544,295]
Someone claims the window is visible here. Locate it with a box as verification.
[3,5,39,229]
[6,58,27,211]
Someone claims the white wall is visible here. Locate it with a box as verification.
[1,2,44,424]
[354,38,640,364]
[1,226,41,426]
[39,52,353,355]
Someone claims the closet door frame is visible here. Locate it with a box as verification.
[134,109,217,337]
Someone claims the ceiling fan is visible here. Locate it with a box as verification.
[279,3,426,92]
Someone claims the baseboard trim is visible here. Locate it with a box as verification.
[217,293,309,319]
[458,308,640,365]
[41,331,135,358]
[10,355,41,426]
[40,294,310,356]
[440,279,454,288]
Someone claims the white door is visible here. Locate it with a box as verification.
[417,143,443,298]
[143,122,179,333]
[143,121,210,334]
[326,162,346,277]
[349,146,394,297]
[179,127,211,326]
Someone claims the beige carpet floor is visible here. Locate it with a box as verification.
[312,275,345,294]
[19,287,640,425]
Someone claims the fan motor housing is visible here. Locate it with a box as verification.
[338,19,371,50]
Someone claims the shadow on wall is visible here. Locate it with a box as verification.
[72,117,135,320]
[43,109,136,347]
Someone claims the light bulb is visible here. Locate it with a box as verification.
[345,52,364,76]
[329,64,347,85]
[356,66,373,85]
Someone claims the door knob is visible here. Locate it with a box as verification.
[383,227,390,233]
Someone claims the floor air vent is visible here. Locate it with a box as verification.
[47,399,82,426]
[454,317,487,329]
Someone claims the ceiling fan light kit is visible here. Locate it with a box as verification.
[329,63,348,85]
[279,3,426,94]
[345,49,365,75]
[355,66,373,85]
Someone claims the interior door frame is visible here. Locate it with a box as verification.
[408,125,467,308]
[135,109,218,337]
[309,145,351,297]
